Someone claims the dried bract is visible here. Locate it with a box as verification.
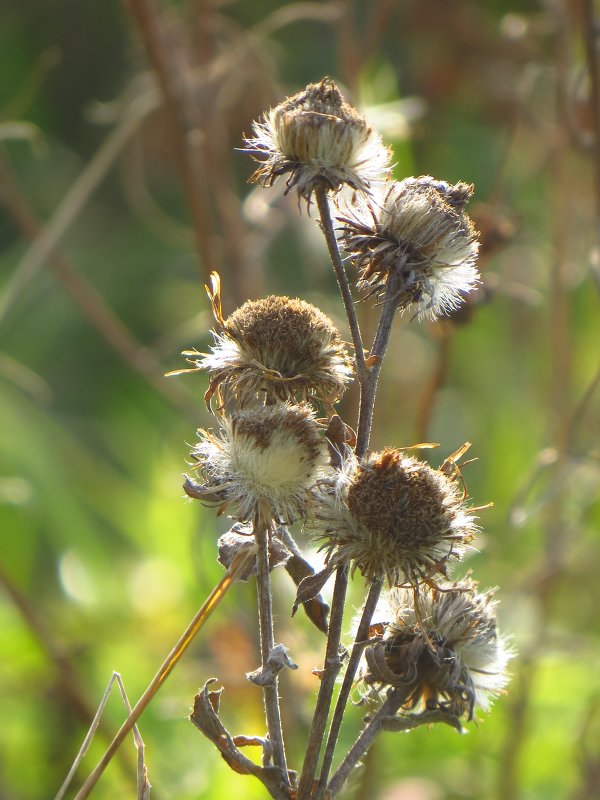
[312,447,478,586]
[339,176,480,318]
[184,275,353,409]
[192,402,326,523]
[244,77,391,201]
[359,578,512,720]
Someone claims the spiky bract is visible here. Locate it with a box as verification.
[339,176,480,318]
[244,77,391,201]
[312,448,477,586]
[192,403,326,523]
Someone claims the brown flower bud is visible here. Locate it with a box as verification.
[244,77,391,201]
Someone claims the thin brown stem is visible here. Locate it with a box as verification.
[327,686,408,797]
[316,577,383,797]
[255,512,288,778]
[315,185,367,380]
[355,263,405,458]
[300,195,403,799]
[297,566,349,800]
[71,549,253,800]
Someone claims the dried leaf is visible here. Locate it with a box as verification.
[291,565,334,617]
[324,415,355,468]
[365,354,382,368]
[247,644,298,686]
[207,689,222,715]
[232,735,270,749]
[218,524,290,579]
[205,271,224,326]
[284,553,330,633]
[190,681,289,798]
[183,475,227,503]
[380,708,465,734]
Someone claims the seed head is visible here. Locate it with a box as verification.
[191,402,326,523]
[244,77,391,201]
[359,578,512,720]
[183,274,353,409]
[339,176,480,318]
[312,446,478,586]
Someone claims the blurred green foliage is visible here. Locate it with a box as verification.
[1,1,599,799]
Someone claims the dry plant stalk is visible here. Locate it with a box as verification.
[61,76,513,800]
[177,77,512,800]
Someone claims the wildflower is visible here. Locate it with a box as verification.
[244,77,391,201]
[359,577,512,720]
[181,273,353,410]
[191,402,326,524]
[339,176,480,318]
[312,445,478,586]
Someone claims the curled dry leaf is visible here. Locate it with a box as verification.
[284,548,330,633]
[379,707,465,734]
[247,644,299,687]
[190,681,290,799]
[324,414,355,468]
[291,565,335,618]
[217,523,290,579]
[183,474,228,504]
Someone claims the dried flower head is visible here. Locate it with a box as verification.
[339,176,480,318]
[181,273,353,410]
[312,444,479,586]
[359,578,512,720]
[191,402,326,523]
[244,77,391,201]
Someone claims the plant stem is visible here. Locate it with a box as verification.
[297,566,349,799]
[327,687,408,797]
[315,185,367,379]
[355,262,405,458]
[254,511,289,778]
[316,577,383,796]
[300,193,403,799]
[298,187,365,799]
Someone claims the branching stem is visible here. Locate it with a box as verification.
[299,195,403,799]
[315,185,367,380]
[327,686,408,797]
[356,261,405,458]
[297,566,348,799]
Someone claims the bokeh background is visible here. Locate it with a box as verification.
[1,1,599,798]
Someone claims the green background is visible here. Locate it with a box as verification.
[1,1,599,798]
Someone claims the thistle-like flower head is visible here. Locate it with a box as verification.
[359,578,512,720]
[182,273,353,410]
[312,445,478,586]
[191,402,326,523]
[339,176,480,318]
[244,77,391,201]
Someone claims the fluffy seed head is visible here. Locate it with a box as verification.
[339,176,480,318]
[312,447,478,586]
[192,402,326,523]
[244,77,391,200]
[188,277,353,409]
[359,578,512,720]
